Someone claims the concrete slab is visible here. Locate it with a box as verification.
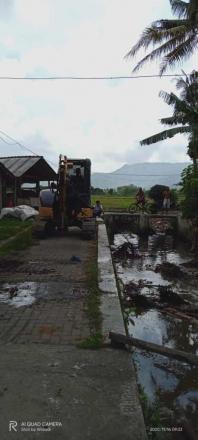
[98,223,118,294]
[0,227,147,440]
[98,223,126,339]
[0,344,147,440]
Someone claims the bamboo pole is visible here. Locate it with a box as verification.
[109,332,198,366]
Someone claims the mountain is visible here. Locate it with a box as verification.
[91,162,189,189]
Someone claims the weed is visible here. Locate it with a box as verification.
[80,247,103,349]
[78,333,103,349]
[139,388,162,439]
[0,226,32,256]
[123,306,137,326]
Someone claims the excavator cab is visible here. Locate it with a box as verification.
[39,155,96,236]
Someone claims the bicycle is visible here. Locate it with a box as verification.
[128,200,150,214]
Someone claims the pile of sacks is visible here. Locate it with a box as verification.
[0,205,39,221]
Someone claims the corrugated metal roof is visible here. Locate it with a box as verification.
[0,156,42,177]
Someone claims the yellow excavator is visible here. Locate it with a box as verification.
[38,155,96,236]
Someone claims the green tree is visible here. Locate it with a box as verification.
[140,71,198,167]
[126,0,198,75]
[117,184,138,196]
[181,164,198,249]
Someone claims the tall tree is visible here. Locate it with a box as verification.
[126,0,198,75]
[140,71,198,167]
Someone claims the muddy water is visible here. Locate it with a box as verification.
[112,232,198,432]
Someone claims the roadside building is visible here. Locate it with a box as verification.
[0,156,57,209]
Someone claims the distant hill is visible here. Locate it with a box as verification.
[91,162,189,189]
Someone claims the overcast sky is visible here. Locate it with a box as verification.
[0,0,197,172]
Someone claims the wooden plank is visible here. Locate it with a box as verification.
[109,332,198,366]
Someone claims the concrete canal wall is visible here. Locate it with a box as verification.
[97,221,147,439]
[104,212,178,234]
[97,222,126,340]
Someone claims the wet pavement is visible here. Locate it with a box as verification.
[112,231,198,436]
[0,345,146,440]
[0,230,93,346]
[0,227,147,440]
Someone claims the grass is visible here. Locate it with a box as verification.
[91,195,135,210]
[139,388,162,439]
[0,218,30,241]
[78,250,103,349]
[0,219,32,255]
[78,333,103,349]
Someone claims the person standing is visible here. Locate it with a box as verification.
[163,187,171,211]
[136,188,146,209]
[93,200,104,217]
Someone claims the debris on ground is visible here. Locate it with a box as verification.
[9,287,18,299]
[112,242,139,260]
[155,262,185,279]
[122,281,188,309]
[70,256,82,263]
[150,218,172,234]
[123,281,140,296]
[181,260,198,269]
[158,285,188,305]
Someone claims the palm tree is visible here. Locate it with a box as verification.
[126,0,198,75]
[140,71,198,167]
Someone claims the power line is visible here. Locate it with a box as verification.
[0,128,57,168]
[105,173,182,177]
[0,135,17,146]
[0,128,186,176]
[0,129,38,156]
[0,73,191,81]
[92,174,182,177]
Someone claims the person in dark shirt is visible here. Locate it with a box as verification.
[136,188,146,208]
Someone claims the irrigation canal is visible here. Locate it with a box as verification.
[110,221,198,436]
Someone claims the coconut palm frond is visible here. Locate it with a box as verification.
[125,26,168,59]
[126,20,188,59]
[159,90,183,107]
[188,0,198,21]
[170,0,188,18]
[160,34,198,75]
[176,77,188,90]
[160,115,187,125]
[126,0,198,74]
[140,125,191,146]
[159,33,198,74]
[175,70,198,104]
[132,33,189,72]
[154,18,188,29]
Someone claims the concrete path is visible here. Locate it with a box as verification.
[0,228,147,439]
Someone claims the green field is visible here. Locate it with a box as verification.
[0,218,30,241]
[91,195,135,210]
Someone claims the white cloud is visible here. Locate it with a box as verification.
[0,0,195,173]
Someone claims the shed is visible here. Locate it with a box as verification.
[0,156,57,209]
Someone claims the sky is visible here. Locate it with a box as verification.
[0,0,197,172]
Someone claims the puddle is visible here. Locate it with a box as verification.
[0,282,36,308]
[0,281,87,308]
[112,231,198,430]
